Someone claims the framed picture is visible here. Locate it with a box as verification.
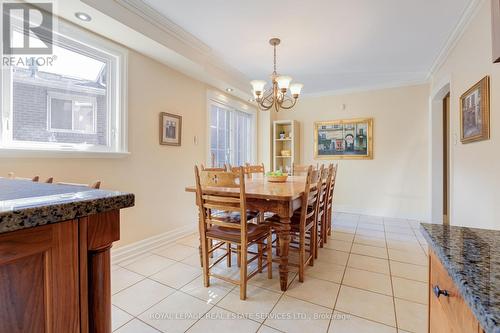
[493,0,500,63]
[314,118,373,160]
[460,76,490,144]
[159,112,182,146]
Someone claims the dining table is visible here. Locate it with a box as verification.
[185,175,307,291]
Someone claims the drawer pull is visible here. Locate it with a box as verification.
[433,285,449,298]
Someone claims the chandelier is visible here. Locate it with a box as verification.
[250,38,303,112]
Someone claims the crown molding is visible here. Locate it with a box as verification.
[426,0,485,80]
[302,77,429,98]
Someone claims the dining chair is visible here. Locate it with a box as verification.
[7,172,40,182]
[324,164,338,239]
[266,166,320,282]
[195,166,273,300]
[315,165,332,256]
[292,163,319,176]
[245,163,265,178]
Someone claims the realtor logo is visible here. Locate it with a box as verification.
[2,2,53,55]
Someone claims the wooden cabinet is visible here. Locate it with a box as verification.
[0,210,120,333]
[429,250,483,333]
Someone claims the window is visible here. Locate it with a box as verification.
[48,92,96,134]
[0,14,127,154]
[209,97,256,168]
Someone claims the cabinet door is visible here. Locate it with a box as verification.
[0,221,80,333]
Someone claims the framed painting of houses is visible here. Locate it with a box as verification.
[159,112,182,146]
[314,118,373,160]
[460,76,490,144]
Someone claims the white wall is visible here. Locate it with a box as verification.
[0,50,253,247]
[430,1,500,229]
[275,84,430,220]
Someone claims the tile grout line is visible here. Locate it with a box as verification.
[384,217,400,332]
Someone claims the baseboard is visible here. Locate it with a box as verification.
[334,205,429,221]
[111,225,197,265]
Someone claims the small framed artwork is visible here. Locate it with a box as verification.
[159,112,182,146]
[314,118,373,160]
[460,76,490,144]
[492,0,500,63]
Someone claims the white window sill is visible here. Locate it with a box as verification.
[0,147,130,159]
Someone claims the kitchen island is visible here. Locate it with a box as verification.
[0,179,134,333]
[421,223,499,333]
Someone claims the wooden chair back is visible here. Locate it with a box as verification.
[245,163,265,178]
[292,163,319,176]
[201,164,227,172]
[297,167,320,231]
[195,166,248,236]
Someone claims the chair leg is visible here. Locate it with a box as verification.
[267,234,273,279]
[328,208,333,236]
[240,243,248,300]
[258,243,263,273]
[299,232,305,283]
[198,244,203,267]
[200,235,210,287]
[227,242,232,267]
[237,245,241,267]
[310,226,316,266]
[320,214,325,248]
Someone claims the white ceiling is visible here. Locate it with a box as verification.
[142,0,473,95]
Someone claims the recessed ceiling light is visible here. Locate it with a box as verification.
[75,12,92,22]
[225,88,233,92]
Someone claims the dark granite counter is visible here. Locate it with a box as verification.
[420,223,500,333]
[0,178,134,234]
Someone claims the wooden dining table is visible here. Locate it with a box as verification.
[185,175,307,291]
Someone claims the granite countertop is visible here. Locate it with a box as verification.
[420,223,500,333]
[0,178,134,234]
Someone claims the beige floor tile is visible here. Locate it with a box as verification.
[323,239,352,252]
[357,223,385,231]
[217,285,281,323]
[394,298,428,333]
[347,254,390,275]
[317,248,349,266]
[383,217,409,225]
[390,261,428,283]
[336,213,360,221]
[351,243,388,259]
[114,319,161,333]
[329,311,397,333]
[332,224,357,233]
[335,286,395,326]
[139,291,213,333]
[117,252,152,267]
[384,226,415,235]
[286,276,340,308]
[343,267,393,296]
[265,295,331,333]
[175,233,199,248]
[385,232,418,242]
[356,229,385,239]
[307,259,346,283]
[112,305,133,331]
[150,262,201,289]
[152,243,198,261]
[329,231,355,242]
[392,277,428,304]
[388,248,428,266]
[358,215,384,224]
[386,239,422,251]
[186,306,261,333]
[247,266,294,292]
[111,267,144,295]
[353,235,387,248]
[181,276,234,305]
[181,253,203,267]
[123,254,176,277]
[112,279,175,316]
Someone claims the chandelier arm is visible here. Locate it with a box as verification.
[278,97,298,110]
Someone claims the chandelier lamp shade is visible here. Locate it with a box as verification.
[250,38,303,112]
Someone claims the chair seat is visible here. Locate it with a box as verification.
[206,223,270,243]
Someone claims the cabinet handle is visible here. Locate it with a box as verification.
[433,285,449,298]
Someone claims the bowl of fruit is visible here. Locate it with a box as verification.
[266,170,288,183]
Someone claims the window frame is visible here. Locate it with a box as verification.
[207,90,257,168]
[0,14,129,157]
[47,91,97,134]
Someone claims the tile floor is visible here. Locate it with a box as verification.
[111,213,429,333]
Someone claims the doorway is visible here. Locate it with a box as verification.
[442,93,450,225]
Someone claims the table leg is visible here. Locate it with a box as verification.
[277,218,291,291]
